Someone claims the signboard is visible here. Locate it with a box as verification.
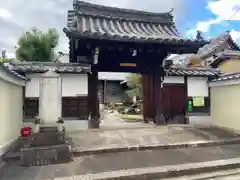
[192,97,205,107]
[120,63,136,67]
[188,100,193,112]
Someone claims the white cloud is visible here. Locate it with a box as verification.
[208,0,240,20]
[185,0,240,39]
[0,8,12,20]
[185,17,222,38]
[196,18,222,32]
[0,0,189,54]
[230,29,240,42]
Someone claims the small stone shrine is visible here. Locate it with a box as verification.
[20,126,72,166]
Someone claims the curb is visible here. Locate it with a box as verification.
[55,158,240,180]
[72,137,240,156]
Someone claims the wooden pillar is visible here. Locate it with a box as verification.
[153,69,165,125]
[88,67,100,129]
[142,71,155,123]
[142,73,149,123]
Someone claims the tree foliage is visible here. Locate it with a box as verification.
[196,30,204,41]
[16,28,59,62]
[0,58,9,62]
[125,74,142,100]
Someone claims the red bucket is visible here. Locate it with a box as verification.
[21,126,32,137]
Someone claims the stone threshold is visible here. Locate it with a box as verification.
[54,158,240,180]
[72,137,240,156]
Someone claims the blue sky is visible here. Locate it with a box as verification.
[179,0,240,44]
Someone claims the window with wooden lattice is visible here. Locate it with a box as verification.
[24,98,39,119]
[62,96,88,120]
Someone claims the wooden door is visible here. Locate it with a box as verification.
[163,84,186,124]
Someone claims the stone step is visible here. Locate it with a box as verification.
[163,168,240,179]
[39,126,58,133]
[20,144,73,166]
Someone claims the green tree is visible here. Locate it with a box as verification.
[125,73,142,100]
[16,28,59,62]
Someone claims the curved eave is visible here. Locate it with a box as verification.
[0,63,29,81]
[63,27,207,47]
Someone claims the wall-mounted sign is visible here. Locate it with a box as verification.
[193,97,204,107]
[188,100,193,112]
[120,63,136,67]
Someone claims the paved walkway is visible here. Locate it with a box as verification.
[100,111,153,130]
[2,144,240,180]
[68,111,239,152]
[69,125,239,152]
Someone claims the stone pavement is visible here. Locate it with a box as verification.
[164,168,240,180]
[100,111,153,130]
[2,144,240,180]
[69,125,239,152]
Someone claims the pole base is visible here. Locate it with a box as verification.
[88,117,100,129]
[154,113,165,125]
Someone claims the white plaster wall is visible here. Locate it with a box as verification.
[63,121,88,132]
[62,74,88,96]
[24,73,89,131]
[210,81,240,133]
[163,76,184,84]
[187,77,209,97]
[189,116,212,125]
[187,77,211,125]
[0,68,25,156]
[25,73,40,97]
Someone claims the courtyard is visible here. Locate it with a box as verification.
[2,113,240,180]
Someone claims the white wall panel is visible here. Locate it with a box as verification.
[187,77,209,97]
[25,73,40,97]
[62,74,88,96]
[163,76,184,84]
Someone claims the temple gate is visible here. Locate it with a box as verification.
[64,1,206,128]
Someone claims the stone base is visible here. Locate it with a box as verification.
[88,118,100,129]
[31,132,65,146]
[20,144,72,166]
[39,126,58,133]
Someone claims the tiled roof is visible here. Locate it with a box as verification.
[6,62,91,74]
[0,63,28,80]
[64,1,206,45]
[166,66,220,77]
[211,72,240,82]
[197,31,240,59]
